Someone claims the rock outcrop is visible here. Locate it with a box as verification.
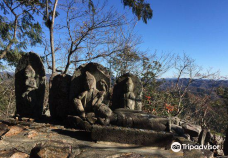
[0,118,184,158]
[182,123,202,137]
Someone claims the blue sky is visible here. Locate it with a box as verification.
[3,0,227,78]
[107,0,228,77]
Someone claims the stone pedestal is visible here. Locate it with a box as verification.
[91,125,173,147]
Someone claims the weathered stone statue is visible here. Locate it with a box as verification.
[68,63,112,128]
[15,52,46,118]
[68,63,170,133]
[22,65,38,98]
[73,71,112,125]
[20,64,39,117]
[70,62,111,109]
[123,77,136,109]
[112,73,143,110]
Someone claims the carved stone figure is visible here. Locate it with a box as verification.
[68,63,171,133]
[70,62,111,111]
[22,65,38,98]
[123,77,136,109]
[21,65,39,116]
[15,52,46,118]
[72,71,112,125]
[112,73,143,110]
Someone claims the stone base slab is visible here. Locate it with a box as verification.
[91,125,174,148]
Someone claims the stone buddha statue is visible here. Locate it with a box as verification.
[22,65,38,99]
[73,71,112,125]
[123,77,136,110]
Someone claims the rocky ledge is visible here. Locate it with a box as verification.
[0,117,182,158]
[0,116,223,158]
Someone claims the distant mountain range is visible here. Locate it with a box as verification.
[1,72,228,90]
[158,78,228,96]
[160,78,228,88]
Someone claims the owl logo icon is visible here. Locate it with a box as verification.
[171,142,182,152]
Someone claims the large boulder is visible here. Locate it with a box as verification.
[69,62,111,115]
[49,74,72,119]
[212,134,224,146]
[112,73,143,110]
[15,52,46,118]
[211,133,225,156]
[182,123,202,137]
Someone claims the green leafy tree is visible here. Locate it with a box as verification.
[122,0,153,24]
[0,0,45,66]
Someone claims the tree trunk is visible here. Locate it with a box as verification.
[48,0,58,88]
[0,43,12,59]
